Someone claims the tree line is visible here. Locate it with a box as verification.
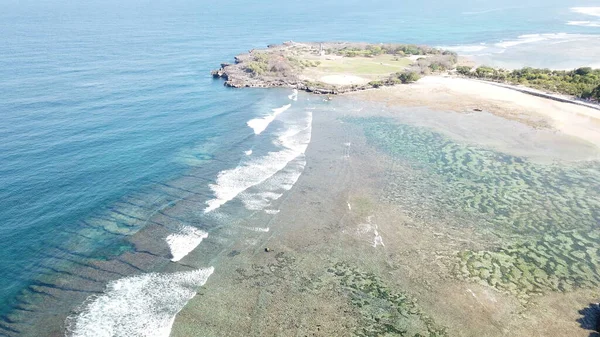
[456,66,600,101]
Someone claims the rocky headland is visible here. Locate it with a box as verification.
[211,41,457,94]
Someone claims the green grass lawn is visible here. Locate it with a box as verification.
[314,54,412,75]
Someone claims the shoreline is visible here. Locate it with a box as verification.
[171,87,600,337]
[471,78,600,111]
[347,75,600,150]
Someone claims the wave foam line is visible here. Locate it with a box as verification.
[240,154,306,211]
[166,226,208,262]
[567,21,600,27]
[442,33,595,56]
[205,112,312,213]
[247,104,291,135]
[571,7,600,17]
[495,33,572,48]
[66,267,214,337]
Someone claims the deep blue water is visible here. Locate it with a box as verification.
[1,0,599,335]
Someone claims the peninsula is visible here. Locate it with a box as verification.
[211,41,458,94]
[212,41,600,104]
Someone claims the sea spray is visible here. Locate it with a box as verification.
[166,226,209,262]
[66,267,214,337]
[288,89,298,101]
[246,104,291,135]
[205,111,312,213]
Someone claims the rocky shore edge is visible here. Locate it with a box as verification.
[211,63,369,95]
[211,60,379,95]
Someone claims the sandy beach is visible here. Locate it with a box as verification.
[351,76,600,148]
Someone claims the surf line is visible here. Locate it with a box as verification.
[247,103,291,135]
[66,267,215,337]
[166,225,209,262]
[205,111,313,213]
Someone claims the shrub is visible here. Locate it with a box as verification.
[369,80,384,88]
[475,66,495,78]
[246,61,268,75]
[397,71,421,83]
[456,66,472,75]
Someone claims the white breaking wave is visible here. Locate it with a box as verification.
[567,20,600,27]
[442,33,593,56]
[241,191,284,211]
[205,112,312,213]
[264,209,280,215]
[495,33,573,48]
[66,267,214,337]
[571,7,600,17]
[246,226,270,232]
[439,45,487,53]
[166,226,208,262]
[288,89,298,101]
[244,149,253,156]
[247,104,291,135]
[239,154,306,211]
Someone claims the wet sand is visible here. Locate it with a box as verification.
[171,87,600,336]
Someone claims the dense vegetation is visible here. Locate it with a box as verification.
[244,52,320,78]
[368,71,422,88]
[328,43,456,58]
[456,66,600,101]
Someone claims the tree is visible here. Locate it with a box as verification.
[583,84,600,101]
[475,66,495,78]
[575,67,593,76]
[456,66,472,75]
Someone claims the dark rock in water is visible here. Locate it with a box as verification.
[227,250,240,257]
[577,303,600,336]
[264,247,271,252]
[473,108,483,112]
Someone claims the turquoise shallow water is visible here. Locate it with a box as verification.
[1,0,600,335]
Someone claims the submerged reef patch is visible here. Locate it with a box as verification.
[456,230,600,301]
[347,117,600,301]
[328,262,448,337]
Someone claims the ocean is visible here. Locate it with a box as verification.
[1,0,599,335]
